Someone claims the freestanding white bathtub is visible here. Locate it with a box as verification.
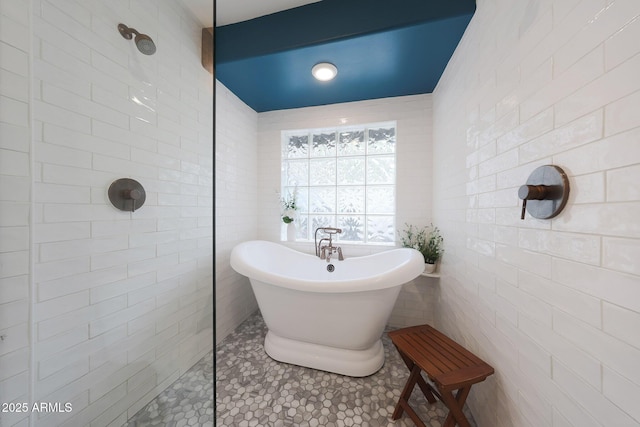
[230,240,424,377]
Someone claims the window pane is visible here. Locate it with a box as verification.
[338,216,365,241]
[367,186,394,214]
[337,157,365,185]
[286,134,309,158]
[283,186,308,213]
[367,127,396,154]
[338,130,365,155]
[284,160,309,186]
[309,187,336,213]
[366,155,395,184]
[311,215,335,231]
[296,215,309,240]
[337,186,365,214]
[367,216,395,242]
[311,132,336,157]
[310,158,336,185]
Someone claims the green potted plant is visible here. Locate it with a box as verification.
[399,223,444,273]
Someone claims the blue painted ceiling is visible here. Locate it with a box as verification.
[215,0,475,113]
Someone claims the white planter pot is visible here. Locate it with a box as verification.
[424,263,436,274]
[287,223,296,241]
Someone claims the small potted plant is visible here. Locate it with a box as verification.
[399,223,444,273]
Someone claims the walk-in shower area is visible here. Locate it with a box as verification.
[0,0,213,425]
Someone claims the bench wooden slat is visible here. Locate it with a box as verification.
[392,327,465,371]
[394,335,459,375]
[433,364,494,391]
[412,330,476,370]
[423,328,481,364]
[396,325,481,362]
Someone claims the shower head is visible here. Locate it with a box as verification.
[134,34,156,55]
[118,23,156,55]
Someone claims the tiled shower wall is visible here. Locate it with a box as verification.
[214,80,259,343]
[433,0,640,426]
[2,0,214,425]
[257,95,437,328]
[0,1,31,426]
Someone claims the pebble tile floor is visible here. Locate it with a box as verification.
[124,349,214,426]
[214,311,477,427]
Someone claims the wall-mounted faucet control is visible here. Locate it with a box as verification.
[108,178,146,212]
[518,165,570,220]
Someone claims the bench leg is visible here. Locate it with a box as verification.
[392,364,428,427]
[397,351,437,404]
[440,386,472,427]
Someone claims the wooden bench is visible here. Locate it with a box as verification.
[388,325,494,427]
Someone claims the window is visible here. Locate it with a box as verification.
[281,121,396,244]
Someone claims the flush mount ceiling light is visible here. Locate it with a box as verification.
[312,62,338,81]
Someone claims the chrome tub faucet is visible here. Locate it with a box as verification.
[314,227,344,262]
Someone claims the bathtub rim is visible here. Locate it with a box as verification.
[230,239,425,293]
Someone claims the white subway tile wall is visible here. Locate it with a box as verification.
[1,0,213,425]
[0,1,31,426]
[215,81,259,343]
[433,0,640,426]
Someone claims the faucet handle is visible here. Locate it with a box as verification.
[337,247,344,261]
[323,227,342,235]
[320,247,326,259]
